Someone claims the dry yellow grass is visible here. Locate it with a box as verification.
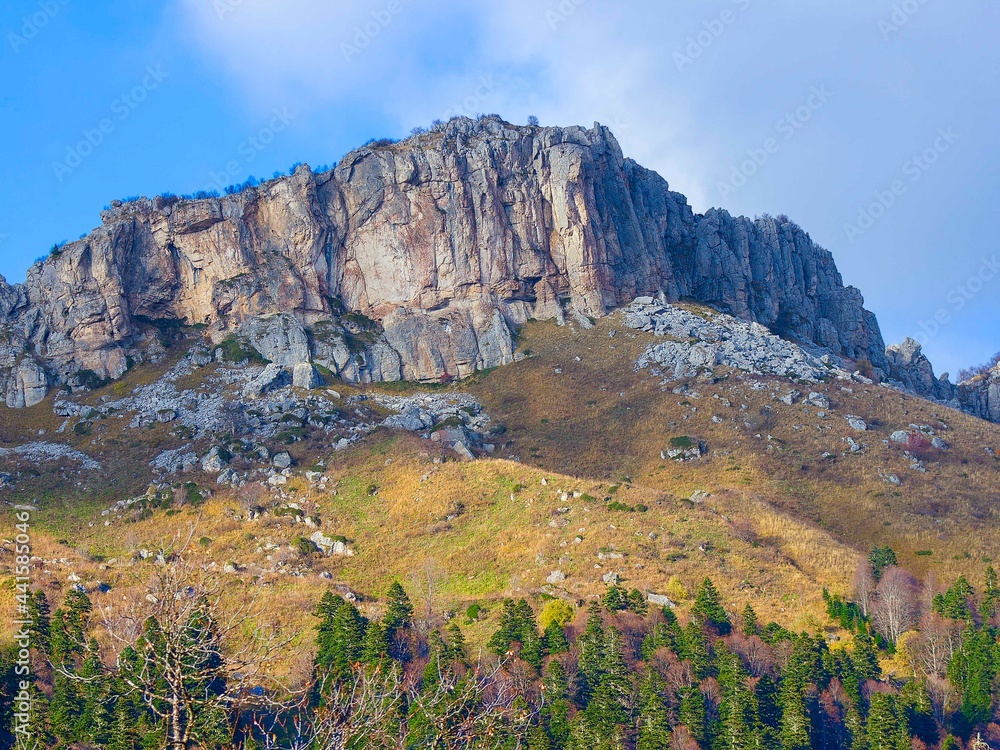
[3,309,1000,660]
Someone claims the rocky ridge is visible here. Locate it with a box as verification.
[0,116,887,408]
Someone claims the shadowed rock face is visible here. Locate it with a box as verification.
[0,116,888,405]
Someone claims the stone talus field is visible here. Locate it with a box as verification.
[1,115,994,421]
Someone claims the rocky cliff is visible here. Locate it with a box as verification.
[0,116,901,408]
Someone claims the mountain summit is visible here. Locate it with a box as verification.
[0,115,994,421]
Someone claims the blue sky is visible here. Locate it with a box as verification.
[1,1,997,377]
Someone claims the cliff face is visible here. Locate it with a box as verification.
[0,117,889,406]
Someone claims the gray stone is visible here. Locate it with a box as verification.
[806,392,830,409]
[890,430,910,444]
[272,451,292,469]
[310,531,353,557]
[292,361,322,390]
[242,363,290,399]
[201,446,229,474]
[845,415,867,431]
[647,593,676,608]
[546,570,566,584]
[602,571,620,584]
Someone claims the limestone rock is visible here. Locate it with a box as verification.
[201,446,229,474]
[0,117,887,405]
[5,357,48,408]
[292,361,322,390]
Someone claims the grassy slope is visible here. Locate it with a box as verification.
[2,310,999,660]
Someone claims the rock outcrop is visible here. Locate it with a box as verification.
[883,337,1000,422]
[0,116,891,405]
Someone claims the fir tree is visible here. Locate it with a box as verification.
[692,578,731,634]
[383,582,413,636]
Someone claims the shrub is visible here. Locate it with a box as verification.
[538,599,574,630]
[607,500,635,512]
[198,536,212,548]
[668,436,695,449]
[665,576,689,602]
[465,603,482,623]
[217,335,267,364]
[292,537,319,556]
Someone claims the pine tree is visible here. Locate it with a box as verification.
[692,578,731,634]
[575,604,605,705]
[778,678,811,750]
[679,621,711,680]
[636,669,670,750]
[679,687,708,747]
[383,582,413,636]
[851,630,882,680]
[865,692,899,750]
[444,622,468,664]
[544,622,570,655]
[741,604,761,636]
[28,590,52,655]
[543,660,572,750]
[361,620,389,665]
[107,698,139,750]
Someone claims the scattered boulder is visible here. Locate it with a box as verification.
[806,392,830,409]
[890,430,910,444]
[546,570,566,584]
[242,363,290,399]
[272,451,292,469]
[292,361,322,390]
[201,446,230,474]
[602,571,621,585]
[845,415,867,431]
[647,593,676,608]
[310,531,353,556]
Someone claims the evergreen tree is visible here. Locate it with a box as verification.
[361,619,390,665]
[851,630,881,681]
[444,622,468,664]
[27,590,52,655]
[948,626,996,728]
[544,622,570,655]
[778,677,811,750]
[575,604,605,705]
[679,687,708,747]
[865,692,900,750]
[692,578,731,634]
[636,669,671,750]
[868,546,897,582]
[741,604,761,636]
[383,582,413,636]
[679,621,712,680]
[542,660,572,750]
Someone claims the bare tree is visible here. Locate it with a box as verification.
[410,557,447,630]
[95,554,298,750]
[852,559,876,619]
[917,611,965,678]
[872,566,919,644]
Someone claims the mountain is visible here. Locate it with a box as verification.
[1,116,891,405]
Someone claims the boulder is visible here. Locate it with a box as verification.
[292,361,322,390]
[546,570,566,584]
[242,363,289,399]
[5,357,48,408]
[272,451,292,469]
[310,532,353,557]
[201,447,229,474]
